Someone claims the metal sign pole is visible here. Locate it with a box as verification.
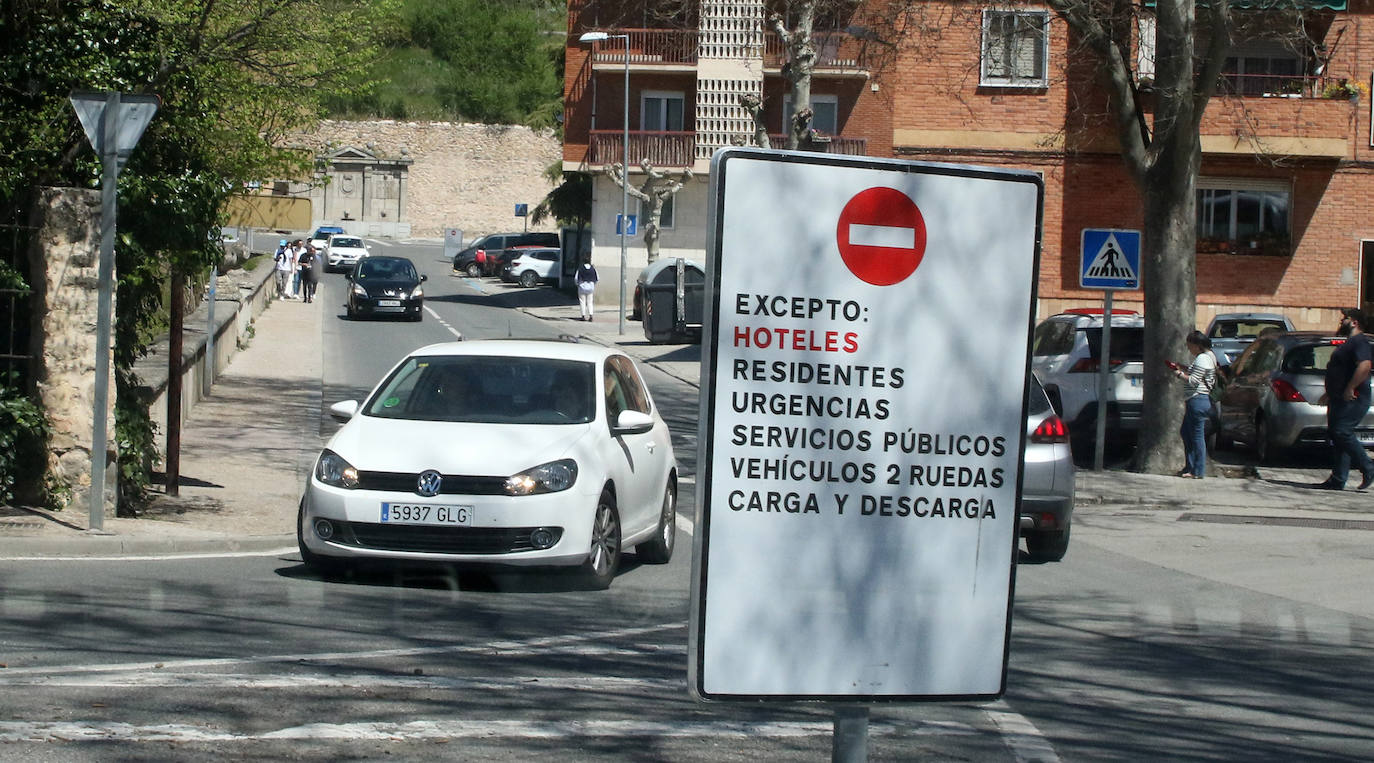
[1094,291,1113,472]
[88,92,120,529]
[832,706,870,762]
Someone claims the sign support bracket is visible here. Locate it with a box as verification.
[832,706,870,762]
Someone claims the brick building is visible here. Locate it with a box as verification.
[563,0,1374,328]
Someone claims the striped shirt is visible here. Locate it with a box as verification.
[1185,351,1218,398]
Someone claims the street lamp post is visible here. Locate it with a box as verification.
[579,31,630,335]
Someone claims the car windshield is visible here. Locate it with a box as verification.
[356,259,416,280]
[313,228,342,238]
[331,237,363,248]
[1210,319,1287,339]
[364,355,596,424]
[1281,343,1339,375]
[1083,327,1146,361]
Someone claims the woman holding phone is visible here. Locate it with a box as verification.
[1171,330,1217,478]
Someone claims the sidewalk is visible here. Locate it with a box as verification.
[0,290,322,557]
[3,290,1370,559]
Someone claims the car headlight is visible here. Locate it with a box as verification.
[504,459,577,496]
[316,449,360,489]
[351,283,368,298]
[409,285,424,299]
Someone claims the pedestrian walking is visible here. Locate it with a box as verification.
[1315,308,1374,490]
[289,240,306,298]
[1171,330,1217,479]
[273,239,293,299]
[575,257,598,321]
[298,244,319,303]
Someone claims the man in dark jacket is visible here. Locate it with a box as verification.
[1316,308,1374,490]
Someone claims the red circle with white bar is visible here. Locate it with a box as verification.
[835,187,927,286]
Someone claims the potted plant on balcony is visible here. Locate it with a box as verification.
[1321,78,1368,101]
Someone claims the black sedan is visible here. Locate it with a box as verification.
[346,256,426,321]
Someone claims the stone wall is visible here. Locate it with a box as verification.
[294,121,563,239]
[26,188,116,515]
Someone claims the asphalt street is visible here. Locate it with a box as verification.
[0,238,1371,760]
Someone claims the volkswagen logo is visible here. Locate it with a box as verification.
[416,470,443,497]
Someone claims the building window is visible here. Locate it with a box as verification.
[637,195,675,230]
[980,9,1049,88]
[1220,41,1305,97]
[641,91,685,131]
[1196,179,1291,256]
[783,94,839,134]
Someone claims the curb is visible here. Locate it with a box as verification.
[0,534,297,559]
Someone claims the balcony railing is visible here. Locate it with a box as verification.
[767,134,867,155]
[589,130,696,168]
[1214,73,1343,99]
[763,32,870,71]
[588,29,698,66]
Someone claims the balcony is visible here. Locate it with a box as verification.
[1199,75,1357,158]
[763,32,871,75]
[767,134,867,155]
[586,29,698,68]
[589,130,696,168]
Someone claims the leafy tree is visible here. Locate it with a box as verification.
[532,161,592,230]
[0,0,393,507]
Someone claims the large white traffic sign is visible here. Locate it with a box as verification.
[690,149,1042,702]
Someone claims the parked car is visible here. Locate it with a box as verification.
[309,225,346,251]
[508,247,562,287]
[1207,312,1294,366]
[631,258,705,321]
[1215,331,1374,462]
[1020,374,1076,562]
[497,245,554,282]
[346,255,426,321]
[1032,310,1146,447]
[298,340,679,589]
[325,235,370,272]
[452,232,560,277]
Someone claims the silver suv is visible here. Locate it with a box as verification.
[1032,310,1146,448]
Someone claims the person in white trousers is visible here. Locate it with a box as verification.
[575,258,598,321]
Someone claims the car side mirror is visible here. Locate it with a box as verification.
[329,400,360,422]
[420,274,428,282]
[611,410,654,435]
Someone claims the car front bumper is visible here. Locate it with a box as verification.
[301,478,599,567]
[350,296,423,318]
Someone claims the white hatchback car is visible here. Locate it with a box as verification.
[508,247,560,288]
[299,340,679,588]
[325,235,370,272]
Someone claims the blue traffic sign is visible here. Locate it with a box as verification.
[1080,228,1140,290]
[514,203,528,217]
[617,214,637,236]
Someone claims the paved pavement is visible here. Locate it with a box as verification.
[2,286,1371,559]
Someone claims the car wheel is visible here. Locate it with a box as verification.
[519,270,539,288]
[1026,524,1070,563]
[346,301,357,320]
[465,263,481,278]
[297,501,349,578]
[579,490,621,590]
[636,480,677,564]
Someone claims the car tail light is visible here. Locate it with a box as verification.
[1068,357,1124,373]
[1031,415,1069,443]
[1271,378,1306,403]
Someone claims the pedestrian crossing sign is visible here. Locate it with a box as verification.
[1080,228,1141,290]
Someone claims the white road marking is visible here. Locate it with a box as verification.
[848,223,915,249]
[985,701,1062,763]
[0,623,679,678]
[0,547,298,563]
[423,304,463,340]
[0,718,975,744]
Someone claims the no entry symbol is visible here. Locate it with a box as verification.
[836,187,927,286]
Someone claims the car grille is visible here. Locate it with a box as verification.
[356,471,508,495]
[336,523,563,554]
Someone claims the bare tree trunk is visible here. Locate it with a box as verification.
[1133,139,1200,473]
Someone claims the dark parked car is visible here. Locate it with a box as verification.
[1216,331,1374,462]
[1206,312,1294,366]
[452,232,559,277]
[347,256,426,321]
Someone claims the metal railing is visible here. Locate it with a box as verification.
[767,134,868,155]
[589,130,696,168]
[763,32,870,70]
[1215,73,1324,99]
[589,29,698,65]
